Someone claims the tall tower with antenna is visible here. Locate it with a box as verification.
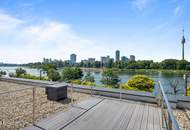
[181,28,186,60]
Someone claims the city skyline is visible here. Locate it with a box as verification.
[0,0,189,63]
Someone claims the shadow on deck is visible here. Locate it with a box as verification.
[23,96,163,130]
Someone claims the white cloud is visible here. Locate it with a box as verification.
[132,0,151,10]
[0,12,105,63]
[0,13,23,32]
[174,5,182,16]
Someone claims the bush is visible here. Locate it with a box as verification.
[187,85,190,96]
[127,75,155,92]
[71,80,82,85]
[0,71,6,75]
[16,68,26,77]
[81,81,95,86]
[9,72,15,77]
[62,67,83,82]
[121,83,138,91]
[18,74,47,80]
[84,72,95,82]
[101,69,120,86]
[47,69,61,81]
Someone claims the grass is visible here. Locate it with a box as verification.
[17,74,48,80]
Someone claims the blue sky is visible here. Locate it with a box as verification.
[0,0,189,63]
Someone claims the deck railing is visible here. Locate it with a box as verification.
[158,81,180,130]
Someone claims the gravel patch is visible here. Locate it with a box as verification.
[174,109,190,130]
[0,81,90,130]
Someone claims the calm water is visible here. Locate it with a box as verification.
[0,66,188,95]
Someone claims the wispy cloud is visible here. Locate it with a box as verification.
[0,12,105,63]
[0,13,23,32]
[132,0,151,11]
[174,5,182,16]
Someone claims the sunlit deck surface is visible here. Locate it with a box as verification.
[24,96,163,130]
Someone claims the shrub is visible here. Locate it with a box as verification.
[0,71,6,75]
[71,80,82,85]
[47,69,61,81]
[16,68,26,77]
[84,72,95,82]
[127,75,155,92]
[81,81,95,86]
[18,74,47,80]
[101,69,120,86]
[62,67,83,82]
[121,83,138,91]
[187,85,190,96]
[9,72,15,77]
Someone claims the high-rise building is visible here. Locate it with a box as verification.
[115,50,120,62]
[88,58,96,64]
[121,56,129,62]
[101,57,107,64]
[70,54,77,64]
[181,28,186,60]
[130,55,135,61]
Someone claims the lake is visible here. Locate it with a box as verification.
[0,66,188,95]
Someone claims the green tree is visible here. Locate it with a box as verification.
[47,69,61,81]
[16,68,26,77]
[101,69,120,86]
[84,72,95,82]
[0,71,6,75]
[160,59,178,69]
[62,67,83,82]
[177,60,189,70]
[41,63,57,71]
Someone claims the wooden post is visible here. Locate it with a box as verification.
[32,88,36,125]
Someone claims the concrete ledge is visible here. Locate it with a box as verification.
[0,77,55,87]
[70,84,156,104]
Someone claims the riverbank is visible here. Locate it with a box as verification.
[81,67,190,74]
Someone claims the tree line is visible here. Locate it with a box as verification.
[25,59,190,70]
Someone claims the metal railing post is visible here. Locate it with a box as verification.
[91,85,93,96]
[168,112,172,130]
[32,87,36,125]
[120,84,122,100]
[158,81,180,130]
[71,83,73,106]
[161,92,164,128]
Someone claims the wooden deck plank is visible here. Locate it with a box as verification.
[115,102,137,130]
[63,99,115,130]
[154,107,161,130]
[35,97,102,130]
[105,101,132,129]
[22,125,42,130]
[126,103,141,130]
[23,97,163,130]
[140,104,149,130]
[36,107,85,130]
[147,105,154,130]
[73,97,103,110]
[132,103,145,130]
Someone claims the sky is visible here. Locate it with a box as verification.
[0,0,189,64]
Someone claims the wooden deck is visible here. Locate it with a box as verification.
[23,97,163,130]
